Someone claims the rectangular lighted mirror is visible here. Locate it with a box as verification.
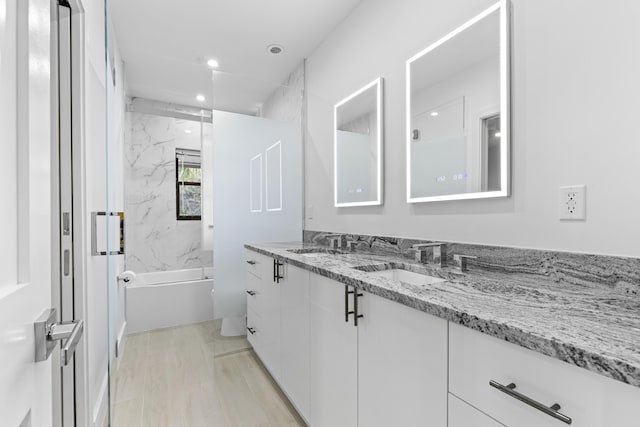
[335,77,383,207]
[407,0,509,203]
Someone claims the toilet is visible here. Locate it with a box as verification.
[211,287,247,337]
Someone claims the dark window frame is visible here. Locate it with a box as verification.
[176,156,202,221]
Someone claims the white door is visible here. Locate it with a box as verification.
[0,0,57,426]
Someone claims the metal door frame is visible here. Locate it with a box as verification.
[51,0,89,425]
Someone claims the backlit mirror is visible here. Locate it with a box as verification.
[335,78,383,207]
[407,1,509,202]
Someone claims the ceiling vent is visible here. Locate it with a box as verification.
[267,44,285,55]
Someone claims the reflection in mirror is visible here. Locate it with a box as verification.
[407,0,509,202]
[334,78,383,207]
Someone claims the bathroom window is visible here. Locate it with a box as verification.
[176,149,201,220]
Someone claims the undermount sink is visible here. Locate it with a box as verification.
[363,267,445,287]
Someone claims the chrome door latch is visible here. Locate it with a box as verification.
[34,308,84,366]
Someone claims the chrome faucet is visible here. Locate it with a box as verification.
[452,254,477,273]
[325,234,347,250]
[412,242,448,268]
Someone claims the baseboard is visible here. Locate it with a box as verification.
[92,372,108,427]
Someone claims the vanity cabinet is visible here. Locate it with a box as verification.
[309,272,448,427]
[245,250,310,423]
[449,322,640,427]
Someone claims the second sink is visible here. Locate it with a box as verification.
[359,266,445,287]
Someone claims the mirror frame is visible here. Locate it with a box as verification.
[334,77,384,207]
[406,0,510,203]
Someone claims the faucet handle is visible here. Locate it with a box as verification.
[412,242,447,267]
[325,234,346,249]
[452,254,477,273]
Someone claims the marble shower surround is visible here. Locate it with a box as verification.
[124,112,213,273]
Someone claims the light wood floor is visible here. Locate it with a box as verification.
[111,320,306,427]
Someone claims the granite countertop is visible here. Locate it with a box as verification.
[245,241,640,388]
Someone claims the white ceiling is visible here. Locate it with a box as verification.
[109,0,361,115]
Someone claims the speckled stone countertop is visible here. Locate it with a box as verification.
[245,241,640,388]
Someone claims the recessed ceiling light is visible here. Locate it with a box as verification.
[207,59,219,68]
[196,94,205,102]
[184,129,192,134]
[267,44,285,55]
[430,111,439,117]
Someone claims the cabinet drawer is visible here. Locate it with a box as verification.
[449,393,504,427]
[246,272,261,314]
[449,322,640,427]
[244,249,263,277]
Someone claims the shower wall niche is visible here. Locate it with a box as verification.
[124,104,213,273]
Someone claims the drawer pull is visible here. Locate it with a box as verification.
[344,286,355,322]
[246,290,256,296]
[489,381,572,425]
[246,260,257,265]
[247,327,256,335]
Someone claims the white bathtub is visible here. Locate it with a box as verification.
[125,268,214,333]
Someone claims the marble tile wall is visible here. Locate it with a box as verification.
[124,111,213,273]
[303,230,640,295]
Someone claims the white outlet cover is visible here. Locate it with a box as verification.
[559,185,586,220]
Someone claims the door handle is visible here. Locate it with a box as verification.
[34,308,84,366]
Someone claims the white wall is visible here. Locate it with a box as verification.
[305,0,640,257]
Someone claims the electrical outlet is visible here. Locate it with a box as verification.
[559,185,586,220]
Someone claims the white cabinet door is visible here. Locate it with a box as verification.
[449,393,505,427]
[310,273,358,427]
[259,255,282,380]
[358,292,448,427]
[280,265,310,421]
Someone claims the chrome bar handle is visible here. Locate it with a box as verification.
[34,308,84,366]
[489,381,572,425]
[247,327,256,335]
[344,286,354,322]
[91,211,125,256]
[246,290,256,296]
[58,320,84,366]
[246,260,256,265]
